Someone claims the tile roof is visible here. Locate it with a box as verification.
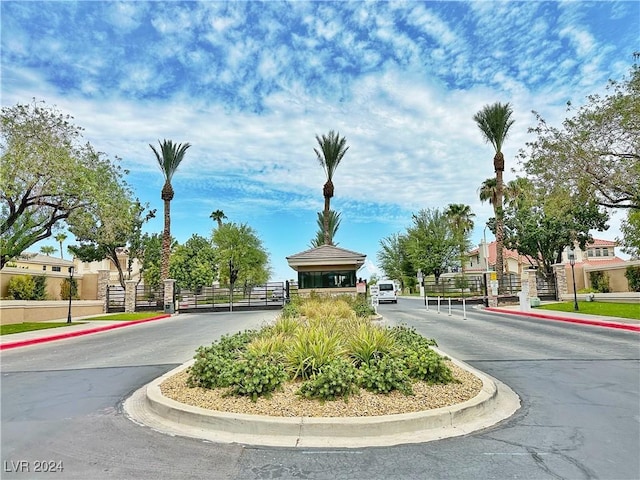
[286,245,366,270]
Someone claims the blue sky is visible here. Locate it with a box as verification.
[2,1,638,281]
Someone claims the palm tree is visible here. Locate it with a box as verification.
[473,102,515,282]
[504,177,533,209]
[40,245,56,256]
[150,139,191,281]
[310,210,341,248]
[54,233,67,259]
[210,210,227,228]
[445,204,475,273]
[314,130,349,245]
[478,177,498,208]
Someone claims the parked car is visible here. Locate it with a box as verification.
[377,280,398,303]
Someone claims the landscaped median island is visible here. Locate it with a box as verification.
[159,295,483,417]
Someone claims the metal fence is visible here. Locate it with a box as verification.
[135,284,165,311]
[106,285,125,312]
[177,282,286,312]
[106,284,165,312]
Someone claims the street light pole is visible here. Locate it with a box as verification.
[568,247,579,311]
[67,266,74,324]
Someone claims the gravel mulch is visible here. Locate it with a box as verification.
[160,361,483,418]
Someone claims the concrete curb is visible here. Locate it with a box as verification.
[124,348,520,448]
[0,314,172,350]
[484,307,640,333]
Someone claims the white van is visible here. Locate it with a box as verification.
[377,280,398,303]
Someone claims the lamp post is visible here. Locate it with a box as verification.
[67,266,74,324]
[568,247,579,311]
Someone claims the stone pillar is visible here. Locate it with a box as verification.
[527,269,538,299]
[553,264,568,299]
[97,270,110,313]
[125,280,137,313]
[163,279,176,314]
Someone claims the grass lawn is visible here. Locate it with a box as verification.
[82,312,165,321]
[1,322,83,336]
[537,302,640,320]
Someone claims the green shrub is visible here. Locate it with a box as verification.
[7,275,36,300]
[33,275,47,300]
[390,325,438,349]
[589,271,610,293]
[347,323,397,367]
[228,352,288,401]
[187,330,259,389]
[402,344,454,384]
[352,298,375,318]
[359,356,412,395]
[625,266,640,292]
[286,328,345,380]
[297,357,359,401]
[60,278,78,300]
[281,300,300,318]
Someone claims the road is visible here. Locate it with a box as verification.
[1,300,639,479]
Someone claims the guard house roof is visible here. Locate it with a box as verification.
[286,245,366,271]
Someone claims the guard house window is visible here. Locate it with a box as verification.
[52,266,61,272]
[298,270,357,289]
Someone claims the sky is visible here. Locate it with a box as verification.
[2,1,638,282]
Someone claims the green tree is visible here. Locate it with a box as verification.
[314,130,349,245]
[502,185,608,278]
[444,204,475,273]
[310,210,341,248]
[404,208,457,278]
[54,233,67,259]
[169,234,217,291]
[522,64,639,212]
[39,246,56,256]
[1,100,129,269]
[69,201,155,289]
[377,233,408,289]
[212,222,271,286]
[473,102,515,283]
[210,209,227,228]
[150,139,191,282]
[619,209,640,258]
[139,233,163,289]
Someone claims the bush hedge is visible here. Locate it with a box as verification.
[187,296,454,402]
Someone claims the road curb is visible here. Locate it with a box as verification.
[124,348,521,448]
[484,307,640,332]
[0,314,173,351]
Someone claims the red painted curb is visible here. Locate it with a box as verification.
[0,314,172,351]
[484,307,640,332]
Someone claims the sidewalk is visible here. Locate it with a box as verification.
[0,314,172,350]
[485,305,640,332]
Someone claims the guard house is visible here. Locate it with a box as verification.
[286,245,366,295]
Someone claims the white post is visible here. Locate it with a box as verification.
[448,298,452,316]
[426,295,429,311]
[437,296,441,314]
[462,297,467,320]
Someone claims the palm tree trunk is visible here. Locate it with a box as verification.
[323,196,331,245]
[161,198,171,281]
[495,168,505,288]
